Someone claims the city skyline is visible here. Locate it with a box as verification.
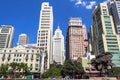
[0,0,110,47]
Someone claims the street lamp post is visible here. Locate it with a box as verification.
[87,54,91,77]
[40,48,46,74]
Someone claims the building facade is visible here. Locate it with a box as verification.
[66,18,87,60]
[0,25,14,48]
[53,26,65,65]
[88,26,93,54]
[0,45,41,78]
[18,34,29,45]
[91,3,120,67]
[37,2,53,69]
[108,0,120,35]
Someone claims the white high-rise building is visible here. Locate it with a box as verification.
[18,34,29,45]
[0,25,14,48]
[37,2,53,70]
[53,26,65,65]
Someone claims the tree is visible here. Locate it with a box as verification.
[0,64,9,78]
[91,52,113,76]
[41,64,62,78]
[9,62,17,74]
[61,59,85,79]
[9,62,20,78]
[112,67,120,76]
[0,62,30,78]
[20,63,30,78]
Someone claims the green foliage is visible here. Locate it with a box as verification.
[15,73,21,78]
[0,64,9,78]
[0,62,30,78]
[41,64,62,78]
[7,69,14,76]
[21,62,30,77]
[61,59,85,78]
[112,67,120,75]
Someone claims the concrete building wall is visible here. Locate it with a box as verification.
[0,45,41,73]
[66,18,87,60]
[37,2,53,69]
[53,26,65,65]
[0,25,14,48]
[18,34,29,45]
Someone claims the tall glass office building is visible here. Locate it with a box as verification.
[108,0,120,35]
[91,3,120,67]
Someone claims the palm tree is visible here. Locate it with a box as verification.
[9,62,18,78]
[0,64,9,78]
[21,63,30,78]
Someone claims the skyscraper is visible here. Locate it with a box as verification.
[88,26,93,54]
[91,3,120,67]
[53,26,65,65]
[18,34,29,45]
[108,0,120,35]
[66,18,87,60]
[0,25,14,48]
[37,2,53,69]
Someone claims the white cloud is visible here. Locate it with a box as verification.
[70,0,96,9]
[103,0,110,3]
[75,0,86,6]
[86,1,96,9]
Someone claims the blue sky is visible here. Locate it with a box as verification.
[0,0,109,46]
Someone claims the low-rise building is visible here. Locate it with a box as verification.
[77,53,105,77]
[0,45,42,78]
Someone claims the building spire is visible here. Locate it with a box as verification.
[57,24,60,30]
[58,25,60,29]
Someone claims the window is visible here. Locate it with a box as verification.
[35,68,38,71]
[17,54,19,57]
[3,54,5,57]
[36,55,39,58]
[30,68,32,70]
[8,59,10,61]
[27,50,29,52]
[9,50,11,52]
[26,59,28,62]
[26,54,28,59]
[32,50,34,53]
[36,59,39,62]
[20,54,22,57]
[2,59,4,61]
[16,50,17,52]
[36,64,38,67]
[37,50,39,53]
[30,64,32,67]
[19,59,21,61]
[4,50,6,52]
